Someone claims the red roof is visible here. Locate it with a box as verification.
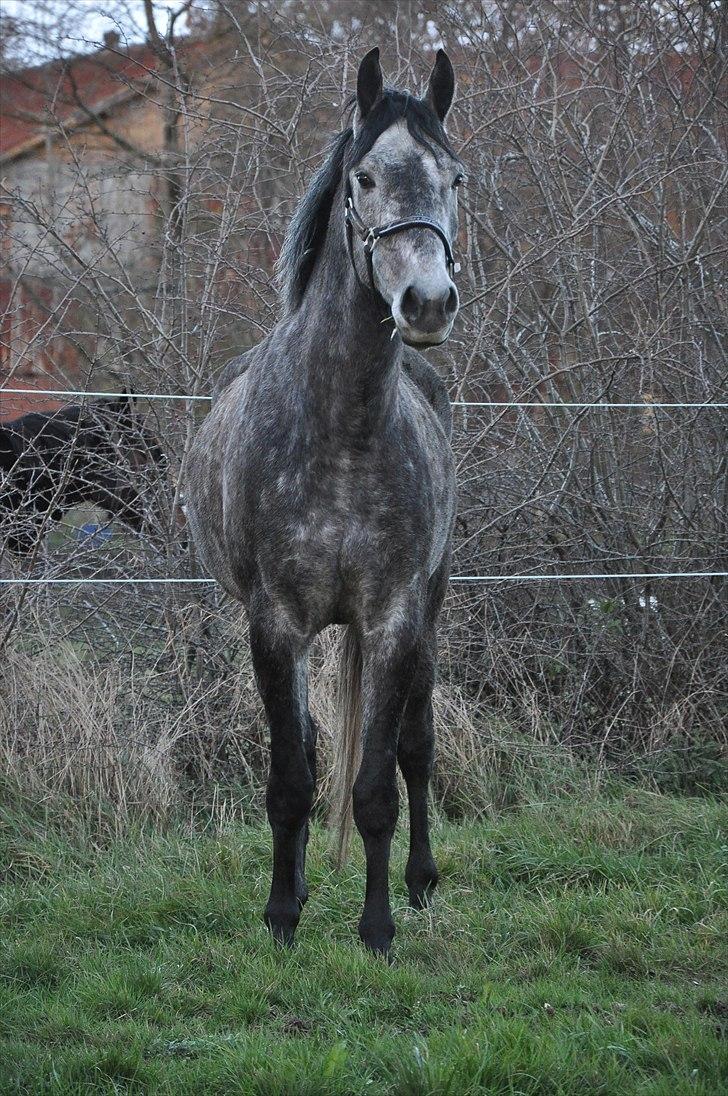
[0,42,158,162]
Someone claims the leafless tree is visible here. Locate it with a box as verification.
[1,0,726,816]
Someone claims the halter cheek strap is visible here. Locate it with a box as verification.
[344,190,461,300]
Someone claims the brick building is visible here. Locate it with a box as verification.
[0,32,179,421]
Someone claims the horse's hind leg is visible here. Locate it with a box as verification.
[398,559,449,909]
[250,621,314,946]
[354,630,420,956]
[295,711,318,907]
[398,629,439,909]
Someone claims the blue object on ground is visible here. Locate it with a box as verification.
[76,523,113,548]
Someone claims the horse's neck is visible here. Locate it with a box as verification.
[289,194,402,438]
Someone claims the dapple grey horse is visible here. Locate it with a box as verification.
[186,48,464,955]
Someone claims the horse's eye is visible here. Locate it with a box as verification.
[355,172,375,190]
[452,173,465,190]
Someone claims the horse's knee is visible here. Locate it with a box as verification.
[398,723,434,766]
[266,767,314,831]
[353,769,398,840]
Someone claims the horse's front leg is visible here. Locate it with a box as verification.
[354,632,419,956]
[250,621,314,946]
[398,560,449,909]
[398,629,439,909]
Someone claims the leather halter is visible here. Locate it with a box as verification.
[344,189,461,300]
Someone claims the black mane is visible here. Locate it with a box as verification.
[276,88,458,314]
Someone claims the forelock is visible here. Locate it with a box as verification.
[347,88,457,172]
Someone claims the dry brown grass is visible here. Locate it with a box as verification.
[0,645,180,831]
[0,612,601,839]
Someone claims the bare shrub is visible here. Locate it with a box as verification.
[0,1,726,820]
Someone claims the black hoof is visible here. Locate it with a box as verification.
[264,900,300,946]
[408,880,437,910]
[358,916,395,958]
[406,861,439,909]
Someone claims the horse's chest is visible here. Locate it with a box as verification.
[284,457,421,541]
[263,457,430,591]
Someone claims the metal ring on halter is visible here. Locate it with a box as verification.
[345,196,461,294]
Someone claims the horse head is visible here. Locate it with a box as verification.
[345,48,464,347]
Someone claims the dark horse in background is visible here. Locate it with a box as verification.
[186,49,464,955]
[0,394,165,561]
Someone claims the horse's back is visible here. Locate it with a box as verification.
[0,426,17,472]
[185,363,260,597]
[213,352,251,398]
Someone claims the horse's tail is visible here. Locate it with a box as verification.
[331,625,363,869]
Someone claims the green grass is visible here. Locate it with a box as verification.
[1,790,726,1094]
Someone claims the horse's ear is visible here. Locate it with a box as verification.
[426,49,455,123]
[356,47,383,124]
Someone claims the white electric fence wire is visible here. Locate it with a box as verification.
[2,388,727,410]
[1,572,726,586]
[1,388,212,402]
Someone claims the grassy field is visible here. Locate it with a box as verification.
[1,789,726,1095]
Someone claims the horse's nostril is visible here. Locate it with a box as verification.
[399,283,457,333]
[445,286,458,317]
[401,285,422,324]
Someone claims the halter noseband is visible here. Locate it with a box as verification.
[344,192,460,300]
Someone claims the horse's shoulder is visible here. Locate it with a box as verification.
[401,349,452,440]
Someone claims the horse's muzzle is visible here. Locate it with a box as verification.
[393,281,459,346]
